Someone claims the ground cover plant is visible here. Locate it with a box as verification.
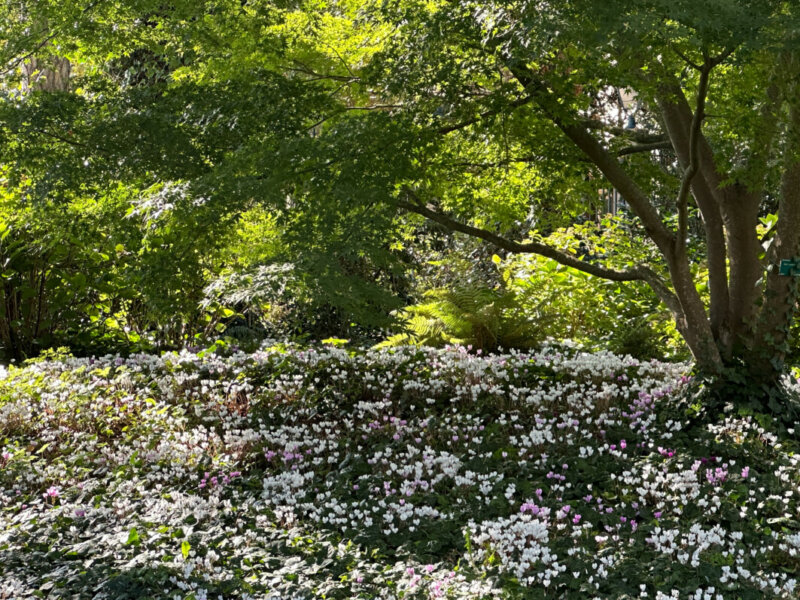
[1,344,799,599]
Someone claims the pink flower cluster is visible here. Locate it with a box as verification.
[198,470,241,489]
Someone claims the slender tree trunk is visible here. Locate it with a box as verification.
[720,187,763,354]
[664,248,723,374]
[658,93,731,353]
[2,283,23,362]
[21,55,70,92]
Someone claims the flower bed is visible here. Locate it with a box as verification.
[0,345,798,599]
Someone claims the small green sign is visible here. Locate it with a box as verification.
[779,259,800,276]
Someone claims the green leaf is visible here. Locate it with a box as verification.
[126,527,140,546]
[181,540,191,559]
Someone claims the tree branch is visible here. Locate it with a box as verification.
[398,190,657,283]
[285,61,360,83]
[580,119,668,144]
[676,60,712,254]
[672,49,735,249]
[396,189,686,325]
[29,127,91,149]
[436,94,535,135]
[672,46,702,71]
[617,141,673,156]
[503,64,676,255]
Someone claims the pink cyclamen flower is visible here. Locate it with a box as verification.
[43,486,59,499]
[572,514,582,524]
[741,466,750,479]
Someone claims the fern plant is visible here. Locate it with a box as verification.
[379,285,539,351]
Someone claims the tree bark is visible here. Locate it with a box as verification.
[657,93,731,352]
[21,55,70,92]
[720,186,763,352]
[751,159,800,382]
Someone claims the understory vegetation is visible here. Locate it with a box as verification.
[1,344,799,599]
[1,183,681,362]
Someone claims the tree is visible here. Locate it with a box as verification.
[278,0,800,408]
[2,1,800,417]
[360,0,800,403]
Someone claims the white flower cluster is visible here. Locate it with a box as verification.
[0,344,798,599]
[468,513,563,586]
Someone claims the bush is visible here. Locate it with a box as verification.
[384,221,687,360]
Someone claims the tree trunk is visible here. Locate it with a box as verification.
[21,55,70,92]
[720,186,763,355]
[748,160,800,383]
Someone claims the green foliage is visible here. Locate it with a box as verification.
[0,177,135,359]
[0,168,233,359]
[681,360,800,434]
[504,251,684,360]
[203,206,405,345]
[385,224,686,359]
[1,0,799,385]
[1,345,798,597]
[380,284,538,351]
